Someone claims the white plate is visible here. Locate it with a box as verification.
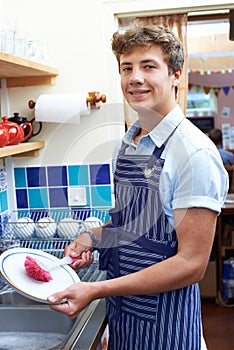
[0,247,80,303]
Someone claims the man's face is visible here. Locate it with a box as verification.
[119,45,181,118]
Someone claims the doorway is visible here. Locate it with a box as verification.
[187,12,234,129]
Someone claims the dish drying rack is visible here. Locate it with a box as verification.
[0,208,110,260]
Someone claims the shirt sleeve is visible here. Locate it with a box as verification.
[160,148,229,221]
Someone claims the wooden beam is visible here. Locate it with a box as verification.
[188,34,234,55]
[188,13,230,22]
[189,56,234,70]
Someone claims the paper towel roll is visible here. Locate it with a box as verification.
[35,92,90,124]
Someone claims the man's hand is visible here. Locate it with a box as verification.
[65,233,94,269]
[47,282,97,318]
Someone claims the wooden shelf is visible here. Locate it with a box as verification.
[0,141,45,158]
[0,51,59,87]
[0,53,56,157]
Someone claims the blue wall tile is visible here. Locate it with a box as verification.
[12,163,112,212]
[16,189,28,208]
[47,166,68,187]
[28,188,49,209]
[14,168,27,188]
[84,187,91,207]
[27,167,47,187]
[0,191,8,212]
[90,164,111,185]
[91,185,112,207]
[68,165,89,186]
[49,187,68,208]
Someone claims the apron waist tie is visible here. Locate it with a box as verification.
[99,226,178,270]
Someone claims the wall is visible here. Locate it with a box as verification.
[189,72,234,128]
[2,0,234,167]
[1,0,234,219]
[0,0,124,219]
[1,0,125,168]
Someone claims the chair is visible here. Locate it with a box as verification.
[225,165,234,193]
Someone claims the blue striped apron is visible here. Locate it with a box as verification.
[99,139,201,350]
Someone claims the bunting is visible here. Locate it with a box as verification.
[189,68,234,75]
[188,69,234,96]
[188,84,234,96]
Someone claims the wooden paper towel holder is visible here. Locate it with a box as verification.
[28,91,106,110]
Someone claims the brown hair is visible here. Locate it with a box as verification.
[208,129,223,146]
[111,21,184,75]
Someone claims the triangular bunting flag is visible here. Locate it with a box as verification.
[203,86,211,94]
[213,87,221,97]
[195,85,201,92]
[188,83,194,90]
[222,86,230,95]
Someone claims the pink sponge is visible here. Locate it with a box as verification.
[24,255,53,282]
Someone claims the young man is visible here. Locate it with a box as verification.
[48,23,228,350]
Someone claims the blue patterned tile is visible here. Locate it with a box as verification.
[91,185,112,207]
[90,164,111,185]
[28,188,49,209]
[27,167,47,187]
[0,212,10,236]
[14,168,27,188]
[68,165,89,186]
[47,166,68,187]
[0,168,7,191]
[49,187,68,208]
[16,189,28,208]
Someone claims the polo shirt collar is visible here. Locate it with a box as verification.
[124,105,185,147]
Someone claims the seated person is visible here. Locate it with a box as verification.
[208,128,234,166]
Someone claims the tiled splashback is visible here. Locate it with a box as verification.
[0,168,8,213]
[0,163,112,215]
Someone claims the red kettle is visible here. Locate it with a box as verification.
[1,116,33,145]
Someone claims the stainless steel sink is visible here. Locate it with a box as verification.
[0,260,107,349]
[0,287,107,350]
[0,289,77,350]
[0,288,41,305]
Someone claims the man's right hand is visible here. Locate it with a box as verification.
[65,232,94,269]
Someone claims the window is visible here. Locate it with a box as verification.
[186,86,217,117]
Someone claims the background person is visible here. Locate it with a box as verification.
[208,128,234,166]
[48,22,228,350]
